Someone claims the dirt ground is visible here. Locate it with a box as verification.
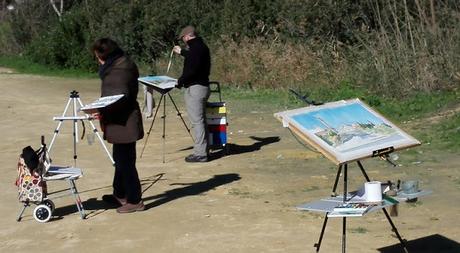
[0,68,459,253]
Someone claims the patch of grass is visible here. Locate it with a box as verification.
[0,55,96,78]
[416,113,460,152]
[376,91,459,121]
[222,86,291,107]
[437,114,460,150]
[349,227,368,234]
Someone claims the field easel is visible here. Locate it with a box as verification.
[139,86,193,163]
[312,150,408,253]
[139,49,193,163]
[279,93,419,253]
[48,90,115,167]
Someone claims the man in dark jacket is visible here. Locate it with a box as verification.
[92,38,145,213]
[173,25,211,162]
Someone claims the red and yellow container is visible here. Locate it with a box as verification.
[206,102,227,149]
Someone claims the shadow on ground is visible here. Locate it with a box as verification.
[378,234,460,253]
[52,173,165,220]
[210,136,280,160]
[52,173,241,219]
[143,173,241,210]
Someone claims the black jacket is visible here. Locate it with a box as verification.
[178,37,211,88]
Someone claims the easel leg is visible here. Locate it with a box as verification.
[314,164,343,252]
[49,96,73,152]
[381,208,409,253]
[72,97,79,167]
[162,94,166,163]
[343,163,348,202]
[140,94,164,158]
[168,93,193,140]
[314,215,329,252]
[356,161,409,253]
[341,163,348,253]
[342,217,347,253]
[356,161,371,181]
[140,92,194,162]
[331,164,343,196]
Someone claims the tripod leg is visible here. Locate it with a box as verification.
[140,94,164,158]
[168,93,194,141]
[356,161,371,182]
[314,164,343,251]
[72,97,79,167]
[342,217,347,253]
[49,97,73,152]
[341,164,348,253]
[382,208,409,252]
[331,164,343,196]
[343,163,348,202]
[162,94,166,163]
[356,160,408,253]
[76,98,115,166]
[73,96,79,145]
[314,215,329,252]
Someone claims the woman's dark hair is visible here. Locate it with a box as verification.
[91,38,121,61]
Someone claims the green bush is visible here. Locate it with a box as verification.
[1,0,460,98]
[24,8,95,71]
[0,22,20,55]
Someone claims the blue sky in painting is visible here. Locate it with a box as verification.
[292,103,385,130]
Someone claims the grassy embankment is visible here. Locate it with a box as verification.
[1,55,458,153]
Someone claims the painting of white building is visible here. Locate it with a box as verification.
[275,99,421,164]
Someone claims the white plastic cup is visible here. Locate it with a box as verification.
[365,181,382,202]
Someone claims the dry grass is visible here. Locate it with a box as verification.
[212,37,337,91]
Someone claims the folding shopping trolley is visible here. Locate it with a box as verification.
[206,81,228,153]
[16,137,85,223]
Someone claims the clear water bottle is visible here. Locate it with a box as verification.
[87,132,95,145]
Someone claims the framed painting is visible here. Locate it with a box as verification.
[274,99,421,164]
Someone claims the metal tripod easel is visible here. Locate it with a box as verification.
[313,159,409,253]
[48,90,114,166]
[288,91,408,253]
[140,50,193,162]
[140,87,193,163]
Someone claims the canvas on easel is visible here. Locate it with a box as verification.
[138,75,177,94]
[274,98,421,164]
[80,94,124,114]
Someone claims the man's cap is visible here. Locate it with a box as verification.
[178,25,196,39]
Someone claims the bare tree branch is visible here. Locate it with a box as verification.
[430,0,437,33]
[49,0,62,21]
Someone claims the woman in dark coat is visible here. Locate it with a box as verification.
[92,38,145,213]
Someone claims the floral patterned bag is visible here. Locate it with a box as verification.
[15,149,48,203]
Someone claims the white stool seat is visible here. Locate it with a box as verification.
[44,166,83,181]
